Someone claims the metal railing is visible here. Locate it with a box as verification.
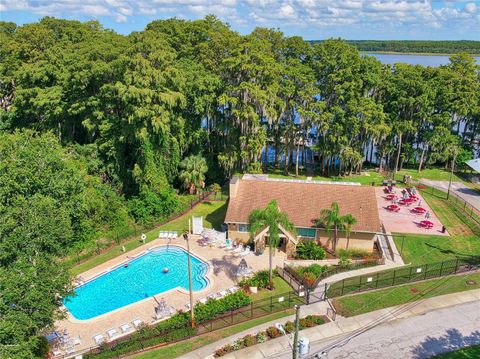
[418,182,480,227]
[326,256,480,298]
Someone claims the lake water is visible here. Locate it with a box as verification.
[366,53,480,67]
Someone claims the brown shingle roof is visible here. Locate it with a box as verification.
[225,178,380,232]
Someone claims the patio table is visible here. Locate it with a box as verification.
[398,199,412,206]
[386,204,400,212]
[386,194,397,201]
[420,220,434,229]
[412,207,426,214]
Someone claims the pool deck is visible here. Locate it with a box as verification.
[375,187,449,236]
[55,235,286,353]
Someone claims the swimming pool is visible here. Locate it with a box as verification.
[63,246,209,320]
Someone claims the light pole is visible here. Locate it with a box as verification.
[293,304,300,359]
[183,232,195,328]
[447,155,456,201]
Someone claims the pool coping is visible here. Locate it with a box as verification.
[63,244,215,323]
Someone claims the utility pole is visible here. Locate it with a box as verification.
[183,232,195,328]
[293,305,300,359]
[447,155,456,200]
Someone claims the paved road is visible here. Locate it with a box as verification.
[420,179,480,212]
[270,300,480,359]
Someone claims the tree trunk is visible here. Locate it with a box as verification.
[418,143,427,173]
[369,141,374,164]
[295,143,300,177]
[264,141,269,173]
[346,233,350,249]
[268,243,274,289]
[394,133,403,177]
[333,226,338,252]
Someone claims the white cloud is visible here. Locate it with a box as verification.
[465,2,477,13]
[0,0,479,35]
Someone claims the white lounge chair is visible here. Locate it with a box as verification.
[65,346,75,355]
[196,297,207,304]
[231,245,244,254]
[207,292,219,300]
[120,324,132,334]
[73,337,81,345]
[217,290,228,298]
[106,328,118,340]
[52,349,62,357]
[238,247,251,257]
[227,285,240,294]
[93,334,105,345]
[132,319,143,329]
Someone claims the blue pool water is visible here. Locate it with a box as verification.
[63,246,209,320]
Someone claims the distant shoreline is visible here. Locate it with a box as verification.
[362,51,480,56]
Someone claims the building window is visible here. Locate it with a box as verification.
[296,227,316,238]
[238,224,249,232]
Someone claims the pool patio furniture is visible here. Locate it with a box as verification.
[227,286,240,294]
[93,334,105,345]
[132,319,143,329]
[196,297,208,304]
[419,220,434,229]
[106,328,118,340]
[386,194,397,201]
[412,207,426,214]
[237,247,252,257]
[386,204,400,212]
[120,324,132,334]
[217,289,228,298]
[398,199,413,206]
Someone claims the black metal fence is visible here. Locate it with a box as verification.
[64,190,224,267]
[326,256,480,298]
[419,182,480,227]
[68,291,305,359]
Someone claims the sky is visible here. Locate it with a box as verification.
[0,0,479,40]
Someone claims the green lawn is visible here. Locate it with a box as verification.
[70,201,227,276]
[392,190,480,265]
[238,168,386,185]
[394,167,464,183]
[332,272,480,317]
[248,276,294,301]
[132,310,293,359]
[238,166,464,186]
[434,345,480,358]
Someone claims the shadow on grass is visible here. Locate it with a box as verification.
[411,328,480,359]
[205,202,228,231]
[424,243,473,258]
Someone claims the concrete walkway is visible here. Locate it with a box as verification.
[214,289,480,359]
[177,301,329,359]
[421,180,480,212]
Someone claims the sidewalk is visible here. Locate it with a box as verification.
[211,289,480,359]
[176,301,329,359]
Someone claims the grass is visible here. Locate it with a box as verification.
[239,167,386,185]
[248,276,294,301]
[392,190,480,265]
[238,166,466,187]
[332,272,480,317]
[394,167,464,183]
[131,310,293,359]
[434,345,480,358]
[70,201,227,276]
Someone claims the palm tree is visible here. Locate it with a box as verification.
[316,202,356,252]
[178,155,208,194]
[343,214,357,249]
[248,200,295,289]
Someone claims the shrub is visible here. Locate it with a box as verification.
[240,270,274,289]
[243,334,257,347]
[284,321,294,334]
[266,326,282,339]
[214,344,235,358]
[256,331,267,343]
[195,291,252,322]
[295,241,326,260]
[336,248,370,259]
[302,272,317,286]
